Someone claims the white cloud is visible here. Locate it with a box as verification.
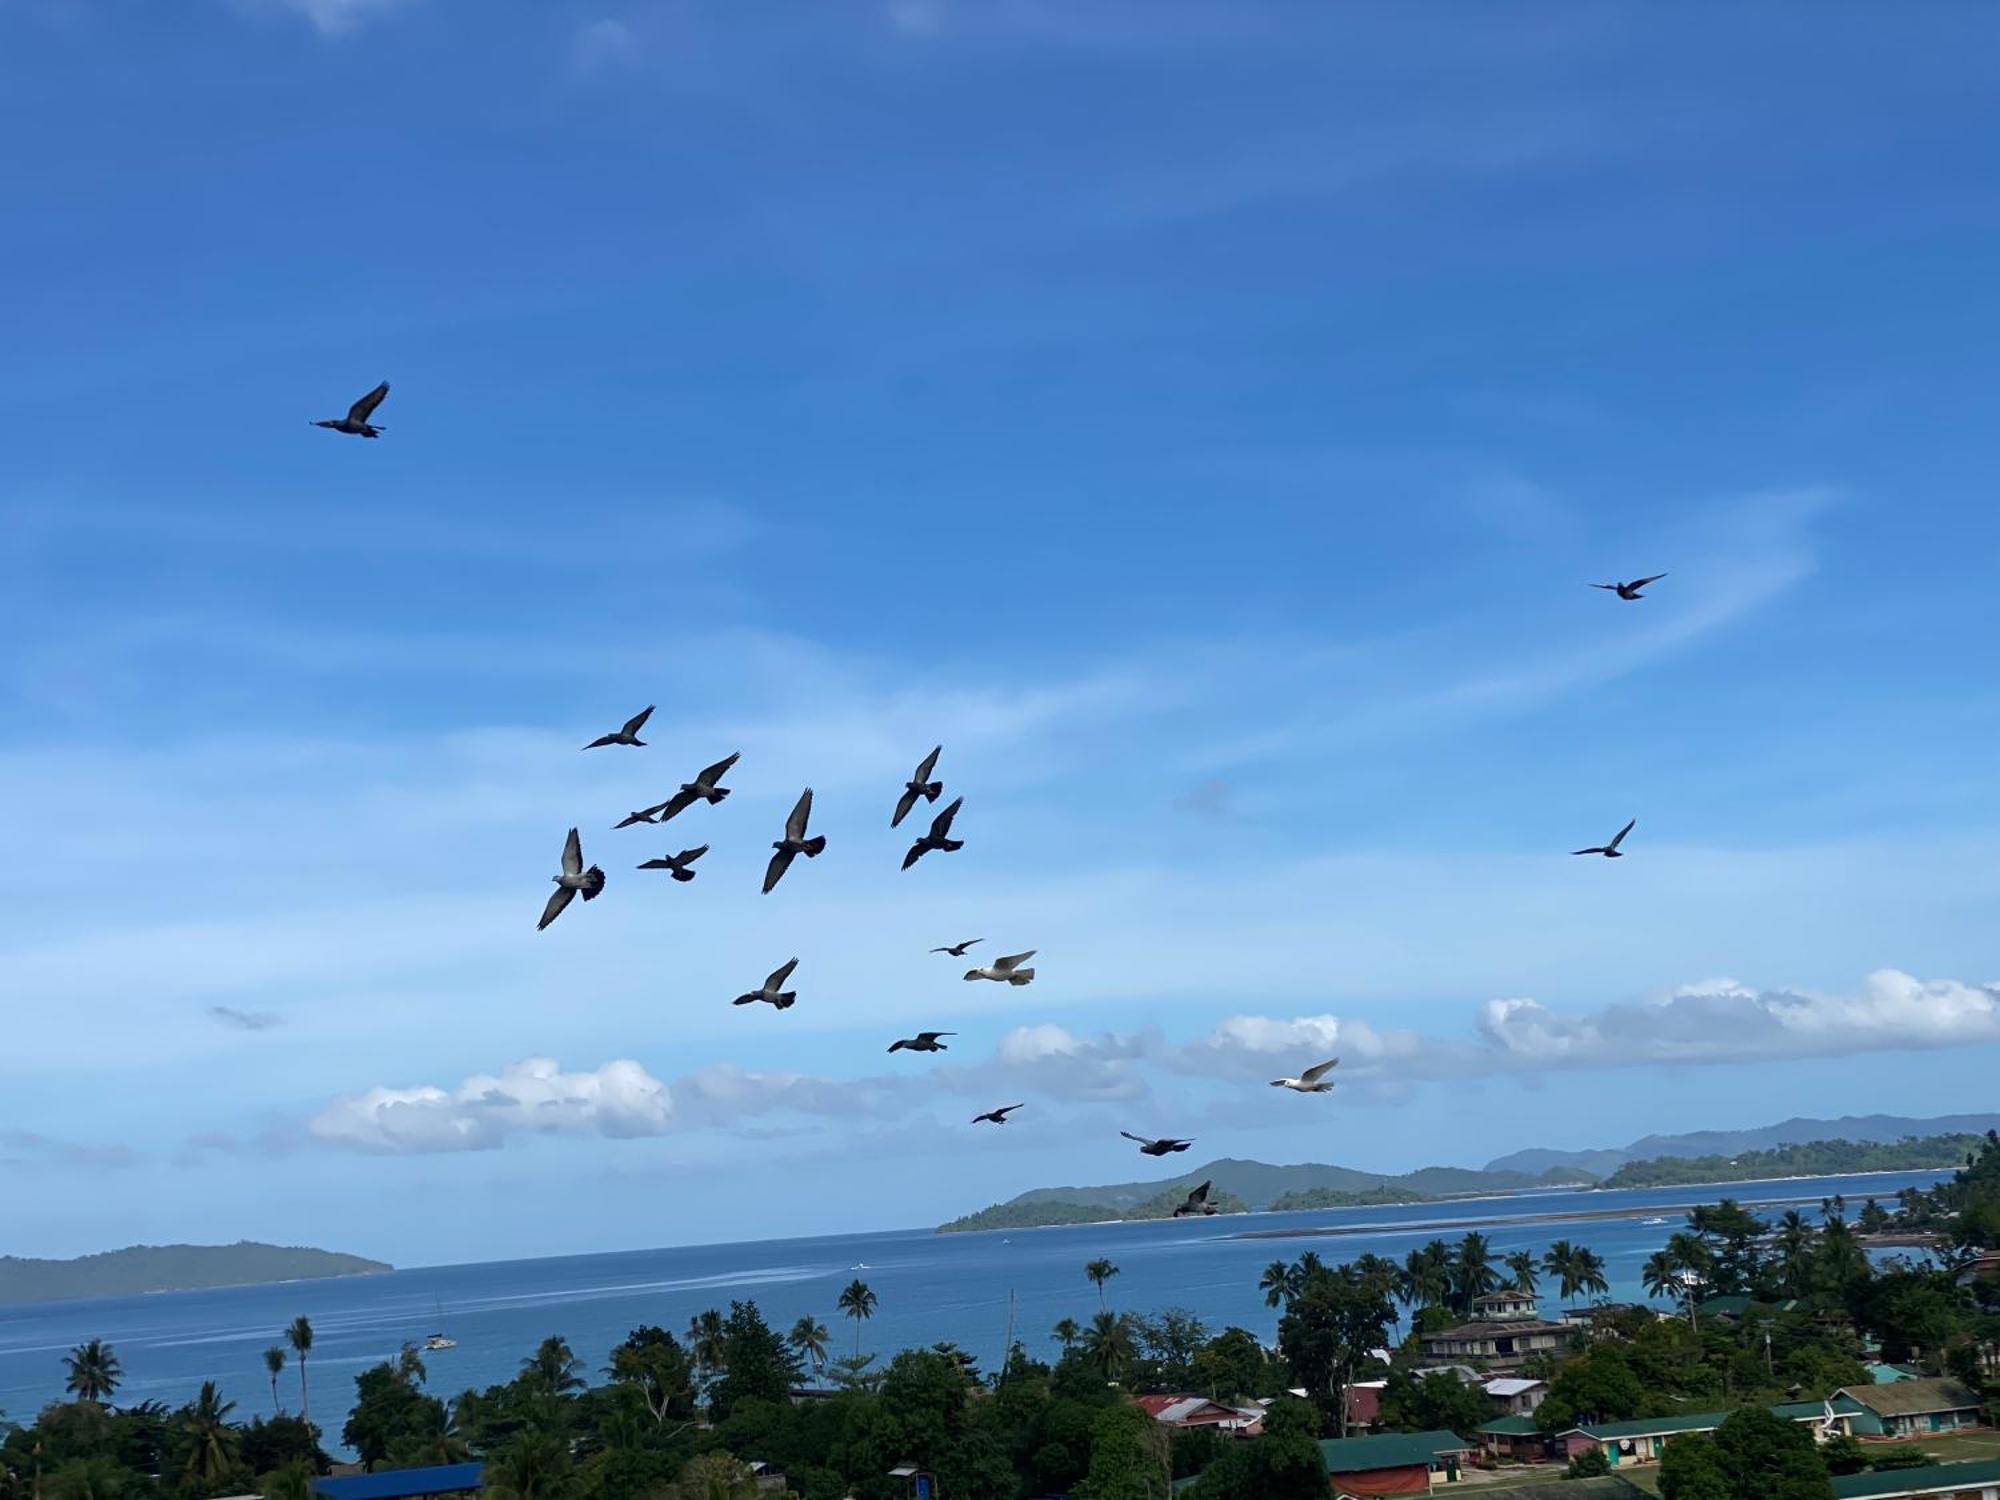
[571,18,640,74]
[309,1057,674,1154]
[262,0,414,35]
[1479,970,2000,1071]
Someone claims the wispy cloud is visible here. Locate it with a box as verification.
[1,1130,141,1172]
[570,18,641,75]
[309,1057,673,1153]
[207,1004,283,1031]
[257,0,417,36]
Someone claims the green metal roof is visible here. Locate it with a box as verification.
[1829,1458,2000,1498]
[1770,1400,1831,1420]
[1478,1414,1545,1435]
[1317,1430,1473,1473]
[1578,1410,1729,1440]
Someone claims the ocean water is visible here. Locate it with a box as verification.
[0,1170,1947,1430]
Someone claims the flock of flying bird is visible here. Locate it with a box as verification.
[316,381,1666,1184]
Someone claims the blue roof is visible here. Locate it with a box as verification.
[312,1464,483,1500]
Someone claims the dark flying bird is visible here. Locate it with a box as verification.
[654,751,742,823]
[930,938,983,957]
[762,788,827,894]
[583,705,655,750]
[892,746,944,828]
[1172,1180,1219,1217]
[637,844,708,882]
[537,827,606,930]
[888,1031,955,1053]
[1572,818,1637,858]
[613,805,665,829]
[1121,1132,1194,1157]
[964,950,1035,985]
[1591,573,1668,601]
[312,381,390,438]
[972,1104,1024,1125]
[901,796,965,870]
[734,958,799,1009]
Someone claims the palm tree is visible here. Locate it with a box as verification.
[837,1280,878,1360]
[1775,1209,1814,1295]
[180,1380,239,1487]
[1051,1317,1082,1354]
[520,1336,585,1398]
[1640,1249,1679,1305]
[1401,1247,1447,1311]
[1259,1258,1295,1310]
[261,1458,315,1500]
[262,1346,287,1414]
[63,1339,121,1405]
[788,1317,830,1378]
[1449,1231,1499,1311]
[1574,1246,1610,1301]
[285,1317,314,1423]
[395,1343,427,1389]
[684,1308,727,1380]
[1081,1310,1137,1382]
[1084,1258,1120,1310]
[1505,1250,1539,1297]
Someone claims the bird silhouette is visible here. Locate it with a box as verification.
[734,958,799,1009]
[888,1031,955,1053]
[1121,1132,1194,1157]
[964,950,1035,985]
[312,381,390,438]
[583,705,654,750]
[901,796,964,870]
[1590,573,1668,600]
[762,788,826,893]
[892,746,944,827]
[930,939,983,957]
[972,1104,1025,1125]
[653,752,741,823]
[612,805,664,829]
[1172,1180,1219,1217]
[1271,1058,1339,1093]
[636,845,708,882]
[537,828,605,930]
[1572,818,1637,858]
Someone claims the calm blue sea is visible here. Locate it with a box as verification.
[0,1171,1947,1434]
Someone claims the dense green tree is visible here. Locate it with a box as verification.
[1187,1397,1323,1500]
[1711,1407,1832,1500]
[604,1327,695,1425]
[1132,1308,1207,1390]
[1276,1261,1395,1436]
[1081,1312,1139,1383]
[44,1457,130,1500]
[237,1415,326,1477]
[660,1452,762,1500]
[1532,1344,1647,1433]
[1378,1369,1490,1435]
[707,1302,800,1422]
[1191,1328,1269,1403]
[484,1428,573,1500]
[1566,1447,1611,1477]
[1816,1432,1868,1475]
[1659,1433,1732,1500]
[343,1362,446,1471]
[1077,1401,1163,1500]
[63,1342,121,1406]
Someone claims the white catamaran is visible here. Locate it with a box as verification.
[423,1297,457,1352]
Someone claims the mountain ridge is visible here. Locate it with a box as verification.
[0,1240,393,1306]
[1483,1112,2000,1176]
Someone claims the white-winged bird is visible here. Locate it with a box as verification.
[1590,573,1668,600]
[762,788,826,893]
[892,746,944,827]
[538,827,606,930]
[901,796,964,870]
[313,381,390,438]
[964,950,1035,985]
[931,938,982,957]
[1122,1132,1194,1157]
[583,705,654,750]
[734,958,799,1010]
[1172,1181,1219,1217]
[888,1031,954,1053]
[1271,1058,1339,1094]
[1572,818,1636,858]
[972,1104,1024,1125]
[654,752,741,823]
[637,844,708,882]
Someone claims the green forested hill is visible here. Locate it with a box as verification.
[1600,1134,1983,1188]
[0,1241,392,1305]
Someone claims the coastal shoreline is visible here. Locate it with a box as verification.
[1225,1190,1881,1242]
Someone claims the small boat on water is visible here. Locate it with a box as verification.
[1642,1216,1668,1225]
[423,1297,457,1352]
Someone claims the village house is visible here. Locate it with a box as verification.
[1316,1431,1475,1498]
[1474,1412,1547,1463]
[1830,1377,1985,1439]
[1553,1402,1836,1470]
[1418,1294,1573,1371]
[1484,1376,1547,1415]
[1133,1393,1263,1436]
[1829,1459,2000,1500]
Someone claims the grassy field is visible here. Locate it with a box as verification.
[1867,1429,2000,1464]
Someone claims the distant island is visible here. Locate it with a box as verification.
[1600,1132,1986,1189]
[0,1241,393,1306]
[938,1110,2000,1234]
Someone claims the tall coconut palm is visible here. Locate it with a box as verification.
[1540,1241,1581,1306]
[1259,1259,1295,1310]
[684,1309,727,1380]
[788,1317,830,1378]
[837,1280,878,1360]
[1400,1247,1448,1312]
[63,1339,121,1405]
[1051,1317,1082,1355]
[1775,1210,1815,1294]
[1574,1246,1611,1302]
[520,1336,585,1399]
[262,1346,287,1414]
[285,1317,314,1423]
[1449,1231,1500,1311]
[180,1380,239,1486]
[1505,1250,1539,1297]
[1084,1259,1120,1310]
[1081,1310,1136,1382]
[1640,1250,1680,1306]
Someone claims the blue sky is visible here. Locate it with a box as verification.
[4,1,2000,1267]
